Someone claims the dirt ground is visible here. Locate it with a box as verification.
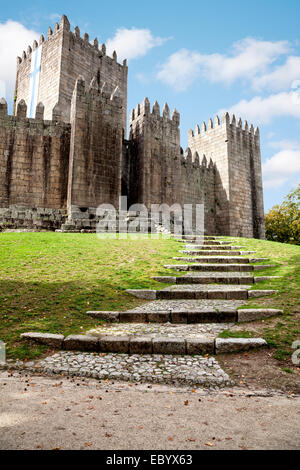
[218,349,300,394]
[0,369,299,450]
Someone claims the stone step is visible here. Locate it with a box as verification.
[177,240,231,245]
[87,308,283,324]
[21,332,268,356]
[87,309,237,323]
[184,245,247,250]
[173,257,268,264]
[127,286,250,300]
[253,276,281,283]
[165,264,263,272]
[173,235,217,239]
[179,250,256,256]
[154,274,279,285]
[153,274,255,284]
[165,264,277,272]
[127,286,278,300]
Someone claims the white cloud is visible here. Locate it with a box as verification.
[263,141,300,188]
[106,27,168,61]
[253,56,300,91]
[157,49,203,91]
[0,20,39,101]
[157,38,290,91]
[221,90,300,125]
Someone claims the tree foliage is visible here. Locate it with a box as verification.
[265,185,300,245]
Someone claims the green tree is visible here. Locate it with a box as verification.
[265,185,300,245]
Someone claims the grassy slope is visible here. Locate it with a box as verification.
[0,233,299,363]
[219,237,300,362]
[0,233,179,359]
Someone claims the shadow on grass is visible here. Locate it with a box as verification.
[0,279,151,359]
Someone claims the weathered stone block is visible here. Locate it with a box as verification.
[153,337,186,354]
[171,312,188,323]
[86,311,120,322]
[215,337,267,354]
[21,332,64,348]
[186,338,214,355]
[248,290,278,298]
[119,312,147,323]
[64,335,99,351]
[237,308,283,322]
[126,290,156,300]
[129,336,153,354]
[147,312,170,323]
[99,335,129,353]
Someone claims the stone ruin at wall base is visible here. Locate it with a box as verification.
[0,14,265,238]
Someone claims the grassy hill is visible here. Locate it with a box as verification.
[0,232,299,363]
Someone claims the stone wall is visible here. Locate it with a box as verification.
[127,99,216,233]
[14,15,128,129]
[66,76,123,228]
[188,114,265,238]
[0,98,70,209]
[3,15,265,237]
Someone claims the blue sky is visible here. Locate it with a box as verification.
[1,0,300,211]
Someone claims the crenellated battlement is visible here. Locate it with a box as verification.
[188,112,259,142]
[130,98,180,126]
[14,14,128,125]
[16,15,126,69]
[0,96,71,132]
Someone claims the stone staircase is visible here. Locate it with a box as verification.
[20,234,282,388]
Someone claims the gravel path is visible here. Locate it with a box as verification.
[1,371,299,450]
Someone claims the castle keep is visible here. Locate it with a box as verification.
[0,15,265,237]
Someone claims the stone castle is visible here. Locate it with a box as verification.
[0,15,265,237]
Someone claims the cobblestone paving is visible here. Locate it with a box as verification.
[38,352,233,388]
[86,322,232,338]
[127,299,245,312]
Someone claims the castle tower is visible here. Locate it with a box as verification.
[188,114,265,238]
[128,98,181,208]
[127,99,217,234]
[14,15,128,129]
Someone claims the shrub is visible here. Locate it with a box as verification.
[265,185,300,245]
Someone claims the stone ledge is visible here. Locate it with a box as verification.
[237,308,283,322]
[64,335,99,351]
[85,307,284,324]
[86,311,120,322]
[215,337,267,353]
[186,338,214,355]
[253,264,277,271]
[119,312,148,322]
[153,337,186,354]
[126,289,157,300]
[129,336,153,354]
[248,290,278,298]
[254,276,281,283]
[99,335,130,353]
[20,332,64,348]
[20,332,268,354]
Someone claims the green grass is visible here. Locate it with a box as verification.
[0,232,179,360]
[0,233,299,363]
[222,236,300,362]
[218,329,255,339]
